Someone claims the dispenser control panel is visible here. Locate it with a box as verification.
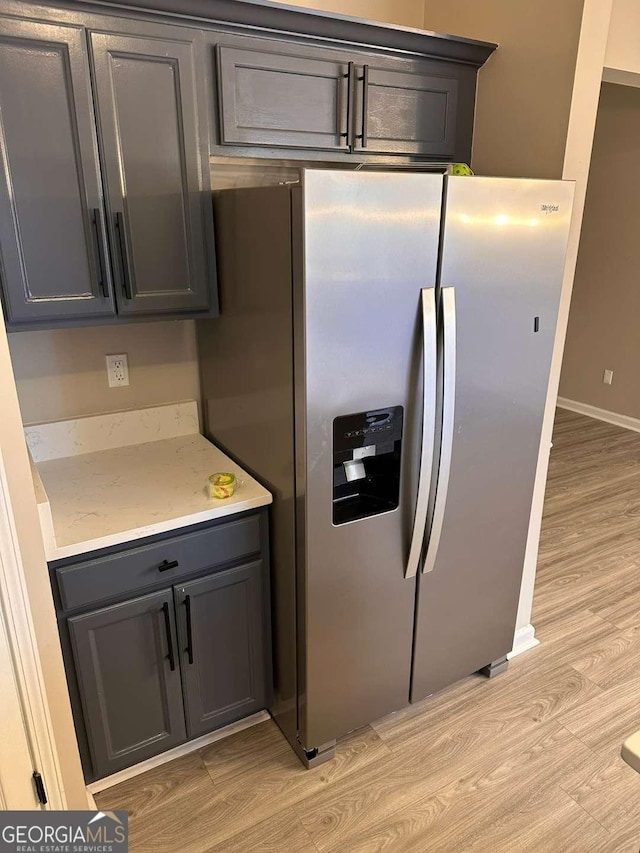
[332,406,403,526]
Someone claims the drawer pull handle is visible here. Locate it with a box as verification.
[162,602,176,672]
[184,594,194,665]
[158,559,179,572]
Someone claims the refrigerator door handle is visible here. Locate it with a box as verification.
[405,287,437,579]
[423,285,457,574]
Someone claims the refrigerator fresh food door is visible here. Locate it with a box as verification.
[411,175,574,702]
[297,169,443,748]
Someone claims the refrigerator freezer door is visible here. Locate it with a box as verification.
[297,170,443,748]
[411,176,574,702]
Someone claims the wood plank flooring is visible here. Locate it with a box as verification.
[97,409,640,852]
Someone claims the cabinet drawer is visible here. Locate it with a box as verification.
[55,514,262,611]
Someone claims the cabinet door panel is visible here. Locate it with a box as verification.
[217,43,351,151]
[90,31,215,315]
[0,19,114,325]
[356,64,458,157]
[176,561,268,738]
[68,589,185,779]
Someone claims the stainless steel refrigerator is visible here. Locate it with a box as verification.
[196,170,574,767]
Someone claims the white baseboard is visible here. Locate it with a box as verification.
[87,710,270,795]
[509,623,540,659]
[557,397,640,434]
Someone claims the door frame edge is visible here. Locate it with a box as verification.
[0,449,67,809]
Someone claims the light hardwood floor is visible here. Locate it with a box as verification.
[97,409,640,852]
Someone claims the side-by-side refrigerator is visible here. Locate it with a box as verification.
[196,170,574,766]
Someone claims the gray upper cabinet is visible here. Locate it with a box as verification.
[215,37,468,159]
[1,2,493,328]
[90,30,215,316]
[0,19,115,326]
[175,561,268,738]
[0,15,218,330]
[68,588,186,780]
[217,42,352,152]
[354,62,459,157]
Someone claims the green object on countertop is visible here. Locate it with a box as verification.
[451,163,473,176]
[209,472,236,499]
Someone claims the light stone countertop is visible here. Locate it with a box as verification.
[28,403,272,561]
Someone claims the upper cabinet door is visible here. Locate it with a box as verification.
[217,42,352,152]
[90,30,215,316]
[354,62,459,157]
[0,19,115,327]
[175,561,269,739]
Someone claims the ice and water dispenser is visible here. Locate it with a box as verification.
[332,406,403,526]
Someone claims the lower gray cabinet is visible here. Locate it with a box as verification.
[68,588,186,779]
[59,517,271,780]
[175,561,267,738]
[56,511,271,781]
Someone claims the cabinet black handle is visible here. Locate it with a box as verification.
[90,208,108,297]
[115,211,133,299]
[158,559,179,572]
[340,62,354,144]
[162,602,176,671]
[184,594,194,665]
[357,65,369,148]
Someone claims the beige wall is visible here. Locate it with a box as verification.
[605,0,640,76]
[281,0,586,178]
[7,320,200,425]
[519,0,612,635]
[281,0,425,28]
[559,82,640,416]
[422,0,585,179]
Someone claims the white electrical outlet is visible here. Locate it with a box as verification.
[106,354,129,387]
[603,369,614,386]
